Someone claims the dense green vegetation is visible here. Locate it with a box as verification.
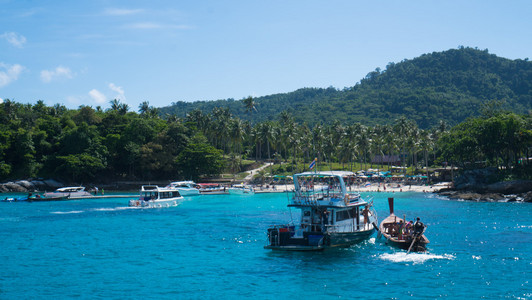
[1,47,531,185]
[161,47,532,129]
[1,98,531,184]
[0,100,224,182]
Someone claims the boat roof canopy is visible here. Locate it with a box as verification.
[170,181,195,185]
[56,186,85,192]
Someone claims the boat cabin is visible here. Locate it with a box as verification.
[140,185,182,201]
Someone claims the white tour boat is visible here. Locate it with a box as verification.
[228,183,254,195]
[129,185,184,208]
[265,171,378,251]
[167,181,200,196]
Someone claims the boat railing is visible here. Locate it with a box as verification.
[293,189,346,206]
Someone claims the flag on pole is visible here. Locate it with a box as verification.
[309,158,317,170]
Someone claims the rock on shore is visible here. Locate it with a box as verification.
[437,180,532,203]
[0,179,63,193]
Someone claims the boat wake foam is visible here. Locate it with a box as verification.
[51,210,84,214]
[378,252,455,264]
[51,207,138,214]
[92,207,137,212]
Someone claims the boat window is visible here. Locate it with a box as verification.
[141,192,158,199]
[336,210,351,222]
[336,208,358,222]
[172,191,181,197]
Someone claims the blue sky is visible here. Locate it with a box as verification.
[1,0,531,111]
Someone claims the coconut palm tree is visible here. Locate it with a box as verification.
[138,101,150,115]
[243,96,257,115]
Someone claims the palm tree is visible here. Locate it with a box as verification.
[110,99,120,111]
[419,129,433,179]
[138,101,150,115]
[312,124,325,165]
[229,118,244,156]
[393,116,412,175]
[118,103,129,115]
[243,96,257,115]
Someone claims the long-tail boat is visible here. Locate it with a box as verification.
[379,197,429,252]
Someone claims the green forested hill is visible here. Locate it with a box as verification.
[161,47,532,129]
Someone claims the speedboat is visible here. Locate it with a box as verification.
[43,186,93,200]
[1,196,29,202]
[167,181,200,196]
[129,185,184,208]
[265,171,378,251]
[379,197,429,252]
[196,183,228,195]
[228,183,254,195]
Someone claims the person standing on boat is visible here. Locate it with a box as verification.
[398,220,404,240]
[322,210,329,232]
[363,205,369,224]
[414,217,424,235]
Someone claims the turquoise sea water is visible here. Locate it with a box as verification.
[1,191,530,299]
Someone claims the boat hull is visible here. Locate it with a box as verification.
[176,188,200,196]
[129,198,181,208]
[265,227,375,251]
[28,196,70,202]
[199,189,228,195]
[381,233,429,252]
[328,229,376,247]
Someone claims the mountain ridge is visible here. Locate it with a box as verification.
[161,47,532,129]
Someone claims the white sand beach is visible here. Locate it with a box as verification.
[253,182,451,193]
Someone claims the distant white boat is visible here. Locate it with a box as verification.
[44,186,93,200]
[228,183,254,195]
[167,181,200,196]
[129,185,184,208]
[196,183,228,195]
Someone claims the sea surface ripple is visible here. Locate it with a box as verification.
[0,191,530,299]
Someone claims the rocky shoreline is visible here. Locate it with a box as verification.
[436,179,532,203]
[0,179,65,193]
[0,179,144,193]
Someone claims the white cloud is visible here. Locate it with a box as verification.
[109,83,125,100]
[126,22,162,29]
[104,8,144,16]
[123,23,192,30]
[40,66,73,83]
[0,98,3,104]
[0,63,24,88]
[1,32,27,48]
[89,89,107,104]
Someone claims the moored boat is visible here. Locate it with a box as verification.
[1,196,29,202]
[129,185,184,208]
[196,183,228,195]
[167,181,200,196]
[228,183,254,195]
[265,171,378,251]
[379,197,429,252]
[42,186,93,200]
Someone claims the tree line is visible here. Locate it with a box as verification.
[1,97,530,184]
